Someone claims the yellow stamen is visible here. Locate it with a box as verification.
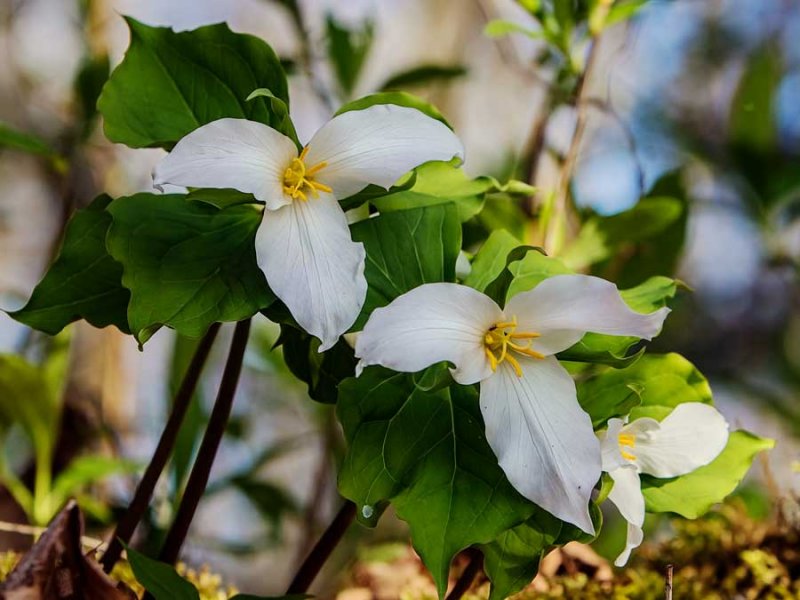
[483,315,543,377]
[282,146,332,201]
[618,432,636,462]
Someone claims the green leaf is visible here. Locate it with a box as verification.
[278,325,356,404]
[641,431,774,518]
[10,195,131,335]
[0,354,59,462]
[186,188,260,210]
[371,162,489,222]
[326,15,374,97]
[577,376,642,429]
[380,64,467,91]
[480,510,562,600]
[505,251,573,301]
[98,18,289,148]
[73,53,110,137]
[483,20,542,39]
[0,121,56,158]
[50,455,140,510]
[106,193,273,344]
[337,368,535,596]
[560,196,684,272]
[337,171,417,212]
[557,277,679,367]
[126,546,200,600]
[730,46,782,153]
[336,92,451,129]
[351,204,461,329]
[463,230,521,292]
[605,0,649,28]
[246,87,298,144]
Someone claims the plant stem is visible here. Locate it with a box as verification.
[445,549,483,600]
[665,564,674,600]
[286,500,357,594]
[101,323,221,573]
[154,319,251,569]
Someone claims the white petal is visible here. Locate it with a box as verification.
[304,105,464,199]
[631,403,729,478]
[153,118,297,210]
[607,465,644,527]
[504,275,670,356]
[598,418,627,472]
[480,356,600,534]
[355,283,503,385]
[615,522,644,567]
[255,193,366,351]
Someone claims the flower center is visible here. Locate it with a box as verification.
[484,316,544,377]
[618,432,636,461]
[282,146,332,202]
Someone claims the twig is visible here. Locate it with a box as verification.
[665,564,673,600]
[445,549,484,600]
[286,500,357,594]
[101,323,221,573]
[0,519,104,550]
[153,320,251,568]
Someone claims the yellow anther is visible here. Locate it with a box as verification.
[282,146,332,201]
[484,315,543,377]
[618,432,636,462]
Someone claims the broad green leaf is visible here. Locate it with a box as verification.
[107,193,273,344]
[278,325,356,404]
[98,18,289,148]
[10,195,130,335]
[337,368,535,596]
[505,251,572,300]
[463,230,521,292]
[560,196,684,271]
[351,204,461,329]
[336,92,451,128]
[337,171,417,212]
[641,431,774,518]
[380,64,467,91]
[577,375,642,429]
[50,455,140,509]
[246,87,298,144]
[126,546,200,600]
[0,121,56,157]
[557,277,679,367]
[480,511,562,600]
[371,162,491,222]
[326,15,374,97]
[186,188,260,210]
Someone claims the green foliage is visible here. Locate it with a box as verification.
[106,193,273,344]
[245,88,299,144]
[336,91,452,128]
[278,325,356,403]
[642,431,774,518]
[326,15,374,98]
[11,195,130,335]
[379,64,467,91]
[126,547,201,600]
[351,204,461,329]
[0,121,57,158]
[464,229,522,292]
[337,367,535,597]
[98,18,289,148]
[480,511,562,600]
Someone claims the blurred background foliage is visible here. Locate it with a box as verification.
[0,0,798,597]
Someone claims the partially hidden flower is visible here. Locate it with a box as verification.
[598,402,729,566]
[354,275,670,533]
[153,106,463,350]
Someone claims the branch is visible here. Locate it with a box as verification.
[286,500,357,594]
[154,319,252,567]
[101,322,221,573]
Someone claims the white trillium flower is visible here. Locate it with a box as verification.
[153,105,464,350]
[354,275,670,533]
[598,402,729,566]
